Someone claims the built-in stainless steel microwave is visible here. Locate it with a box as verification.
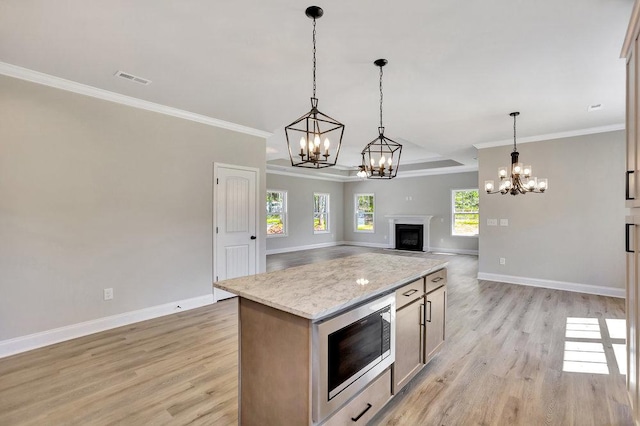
[312,294,396,423]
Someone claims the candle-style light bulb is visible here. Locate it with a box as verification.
[299,137,305,155]
[485,180,494,192]
[538,178,548,191]
[370,158,375,166]
[498,167,507,178]
[324,138,330,155]
[314,135,321,148]
[513,162,523,175]
[379,155,385,167]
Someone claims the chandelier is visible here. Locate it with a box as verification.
[484,112,548,195]
[361,59,402,179]
[285,6,344,169]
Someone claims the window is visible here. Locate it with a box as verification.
[452,189,479,236]
[266,190,287,236]
[355,193,375,232]
[313,193,330,233]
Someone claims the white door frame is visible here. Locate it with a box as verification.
[213,162,261,300]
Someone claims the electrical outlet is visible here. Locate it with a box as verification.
[487,218,498,226]
[500,219,509,226]
[104,288,114,300]
[499,258,506,265]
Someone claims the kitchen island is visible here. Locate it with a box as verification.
[215,252,448,425]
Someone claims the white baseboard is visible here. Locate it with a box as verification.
[430,247,479,256]
[0,294,214,359]
[266,241,342,255]
[342,241,391,249]
[477,272,625,298]
[343,242,479,255]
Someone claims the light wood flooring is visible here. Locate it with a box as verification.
[0,246,633,425]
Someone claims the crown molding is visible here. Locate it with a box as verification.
[266,166,347,182]
[267,163,478,182]
[392,164,478,178]
[0,62,273,139]
[472,123,625,150]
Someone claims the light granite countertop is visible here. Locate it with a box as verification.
[214,253,447,321]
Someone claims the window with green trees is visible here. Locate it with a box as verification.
[313,193,330,233]
[266,190,287,236]
[452,189,479,236]
[355,194,375,232]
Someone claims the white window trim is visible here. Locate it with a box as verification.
[354,193,375,233]
[313,192,331,234]
[267,189,288,238]
[451,188,479,238]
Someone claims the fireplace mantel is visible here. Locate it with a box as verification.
[385,215,434,252]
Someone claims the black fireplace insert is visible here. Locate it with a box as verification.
[395,224,423,251]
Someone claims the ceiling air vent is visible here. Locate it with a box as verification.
[114,70,151,85]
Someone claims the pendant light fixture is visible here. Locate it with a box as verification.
[285,6,344,169]
[361,59,402,179]
[484,112,548,195]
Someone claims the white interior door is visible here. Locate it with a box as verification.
[214,164,258,301]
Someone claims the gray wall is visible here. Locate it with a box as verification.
[478,130,625,290]
[266,173,344,252]
[0,75,266,340]
[343,172,480,253]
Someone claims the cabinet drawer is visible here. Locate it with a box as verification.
[323,369,392,426]
[395,278,424,309]
[426,268,447,293]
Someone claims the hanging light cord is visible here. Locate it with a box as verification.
[312,18,317,99]
[379,65,384,128]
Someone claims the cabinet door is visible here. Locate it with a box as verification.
[627,38,637,207]
[425,286,446,363]
[393,297,424,393]
[628,218,640,418]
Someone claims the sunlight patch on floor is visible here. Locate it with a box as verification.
[565,317,601,339]
[606,319,626,339]
[563,341,609,374]
[562,318,627,376]
[613,344,627,375]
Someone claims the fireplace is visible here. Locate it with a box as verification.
[395,224,424,251]
[386,215,433,252]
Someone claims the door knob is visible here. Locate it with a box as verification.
[250,235,257,240]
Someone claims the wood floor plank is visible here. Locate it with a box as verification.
[0,246,633,425]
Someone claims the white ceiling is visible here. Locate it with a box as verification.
[0,0,633,174]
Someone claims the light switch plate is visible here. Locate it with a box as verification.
[500,219,509,226]
[487,218,498,226]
